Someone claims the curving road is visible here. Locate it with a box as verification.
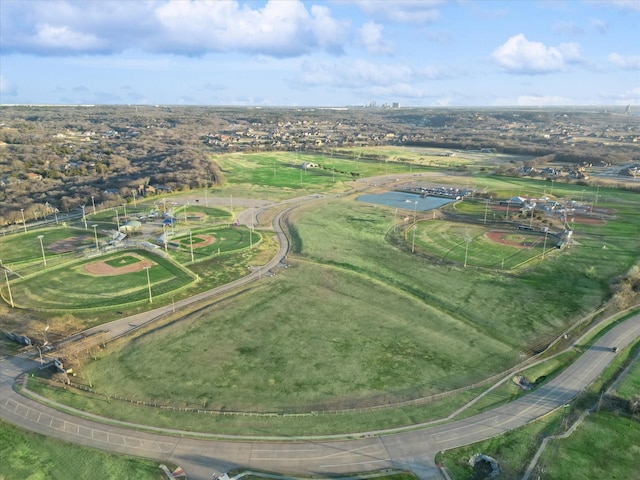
[2,180,639,479]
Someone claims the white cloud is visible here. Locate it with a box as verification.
[590,18,609,34]
[0,0,350,57]
[32,24,104,52]
[608,53,640,70]
[0,75,18,97]
[153,0,349,56]
[354,0,442,23]
[298,59,415,88]
[492,34,583,74]
[358,21,394,54]
[516,95,572,106]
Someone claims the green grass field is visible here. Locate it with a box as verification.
[0,226,93,267]
[74,260,515,412]
[214,151,420,191]
[7,250,194,310]
[409,219,552,269]
[0,420,164,480]
[537,412,640,480]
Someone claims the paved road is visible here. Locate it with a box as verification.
[2,179,639,479]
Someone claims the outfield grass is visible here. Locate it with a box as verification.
[0,226,92,267]
[8,250,194,310]
[409,219,551,269]
[0,420,164,480]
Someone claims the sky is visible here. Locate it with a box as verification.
[0,0,639,107]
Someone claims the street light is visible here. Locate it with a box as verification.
[92,225,99,250]
[91,195,96,214]
[123,203,127,218]
[20,208,26,233]
[44,324,49,345]
[144,266,152,303]
[37,235,46,266]
[413,200,418,223]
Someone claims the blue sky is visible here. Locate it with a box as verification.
[1,0,638,106]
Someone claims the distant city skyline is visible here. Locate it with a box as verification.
[1,0,638,107]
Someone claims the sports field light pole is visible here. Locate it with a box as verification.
[92,225,99,250]
[144,266,152,303]
[122,203,127,218]
[163,224,168,251]
[115,208,120,231]
[20,208,26,233]
[4,269,14,308]
[483,198,489,224]
[91,195,96,214]
[464,235,472,268]
[81,205,87,230]
[542,229,549,259]
[411,225,417,253]
[529,205,535,228]
[189,230,194,262]
[37,235,46,266]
